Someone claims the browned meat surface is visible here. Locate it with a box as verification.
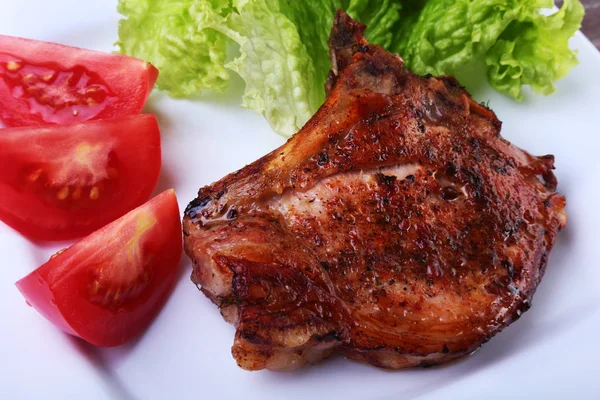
[182,11,567,371]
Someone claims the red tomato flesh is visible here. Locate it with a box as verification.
[16,189,182,347]
[0,114,161,240]
[0,35,158,127]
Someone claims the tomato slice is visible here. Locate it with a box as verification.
[0,35,158,127]
[0,114,161,240]
[15,190,182,347]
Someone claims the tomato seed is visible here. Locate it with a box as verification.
[23,74,35,84]
[27,169,42,182]
[57,187,69,200]
[90,280,99,295]
[89,186,100,200]
[6,61,21,71]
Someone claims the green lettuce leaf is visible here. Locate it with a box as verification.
[485,0,585,100]
[390,0,584,101]
[117,0,231,97]
[214,0,322,137]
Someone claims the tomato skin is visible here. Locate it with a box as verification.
[16,190,182,347]
[0,114,161,240]
[0,34,158,127]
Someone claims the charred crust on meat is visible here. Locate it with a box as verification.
[502,260,516,278]
[329,12,365,50]
[185,196,212,217]
[317,152,329,166]
[445,162,458,176]
[496,166,508,175]
[376,173,397,186]
[461,168,485,199]
[440,76,464,90]
[543,199,551,208]
[364,59,384,77]
[216,189,226,200]
[227,209,238,220]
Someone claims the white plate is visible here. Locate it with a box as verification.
[1,2,600,399]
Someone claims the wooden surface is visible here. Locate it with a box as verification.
[558,0,600,49]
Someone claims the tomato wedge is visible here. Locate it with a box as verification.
[16,190,182,347]
[0,114,161,240]
[0,35,158,127]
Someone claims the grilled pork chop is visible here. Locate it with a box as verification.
[183,11,567,371]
